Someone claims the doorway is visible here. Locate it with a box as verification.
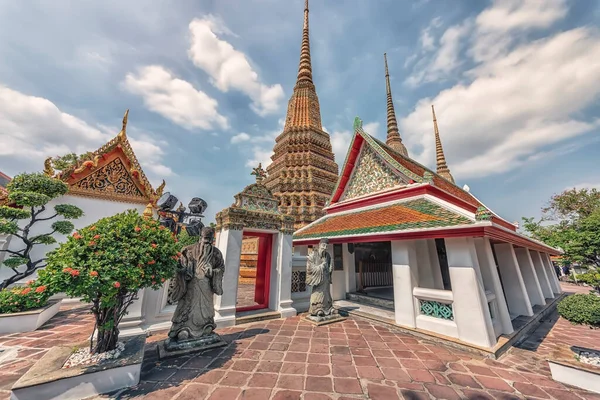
[236,232,273,313]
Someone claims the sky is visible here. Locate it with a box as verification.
[1,0,599,226]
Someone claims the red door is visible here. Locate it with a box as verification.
[237,232,272,313]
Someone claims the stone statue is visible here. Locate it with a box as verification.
[162,226,227,355]
[306,238,336,320]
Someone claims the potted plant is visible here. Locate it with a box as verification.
[0,172,83,334]
[11,210,180,400]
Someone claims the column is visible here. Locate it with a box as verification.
[514,248,545,306]
[530,250,553,299]
[273,233,296,318]
[215,228,243,327]
[474,238,513,335]
[343,243,356,294]
[446,238,496,348]
[494,243,533,316]
[541,253,562,294]
[391,240,419,328]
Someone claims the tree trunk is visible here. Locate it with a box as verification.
[94,324,120,353]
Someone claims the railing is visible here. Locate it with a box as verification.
[413,287,454,321]
[358,261,393,290]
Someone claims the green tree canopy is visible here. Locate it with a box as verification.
[522,188,600,268]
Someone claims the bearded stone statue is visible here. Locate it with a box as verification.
[161,226,226,355]
[306,238,338,321]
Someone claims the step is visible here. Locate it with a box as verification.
[334,300,396,325]
[235,310,281,326]
[346,292,394,310]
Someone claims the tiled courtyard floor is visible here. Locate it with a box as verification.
[1,283,599,400]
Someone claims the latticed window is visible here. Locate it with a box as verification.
[291,270,307,293]
[419,300,454,320]
[333,244,343,271]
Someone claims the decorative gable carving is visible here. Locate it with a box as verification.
[341,144,408,201]
[69,157,146,203]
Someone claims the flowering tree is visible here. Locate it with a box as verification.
[0,173,83,291]
[39,210,180,354]
[0,280,52,314]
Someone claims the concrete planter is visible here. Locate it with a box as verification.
[11,334,146,400]
[0,299,62,335]
[548,345,600,394]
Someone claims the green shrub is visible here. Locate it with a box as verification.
[0,281,52,314]
[576,271,600,292]
[557,294,600,326]
[38,210,179,353]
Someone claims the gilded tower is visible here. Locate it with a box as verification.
[264,0,339,230]
[384,53,408,156]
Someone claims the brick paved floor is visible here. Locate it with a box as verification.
[1,283,599,400]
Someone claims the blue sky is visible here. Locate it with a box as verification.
[0,0,599,226]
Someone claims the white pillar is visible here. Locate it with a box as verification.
[445,238,496,348]
[530,251,553,299]
[541,253,562,294]
[273,233,296,318]
[474,238,513,335]
[514,248,545,306]
[494,243,533,317]
[343,244,356,294]
[215,228,243,327]
[391,240,419,328]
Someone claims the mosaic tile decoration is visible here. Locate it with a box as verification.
[420,299,454,320]
[341,145,407,201]
[291,270,307,293]
[294,198,473,240]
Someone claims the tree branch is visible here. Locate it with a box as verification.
[36,213,58,222]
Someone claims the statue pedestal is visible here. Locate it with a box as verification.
[157,333,227,360]
[303,313,347,327]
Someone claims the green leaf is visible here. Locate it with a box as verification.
[0,219,19,235]
[0,206,31,220]
[9,192,51,207]
[2,256,28,268]
[32,235,57,245]
[6,173,68,199]
[55,204,84,219]
[52,220,75,235]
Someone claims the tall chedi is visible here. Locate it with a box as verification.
[383,53,408,156]
[264,0,338,230]
[431,105,455,183]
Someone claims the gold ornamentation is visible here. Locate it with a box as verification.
[43,157,55,177]
[143,203,154,219]
[251,163,267,183]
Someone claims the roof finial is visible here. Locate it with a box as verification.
[251,163,268,184]
[384,54,408,157]
[296,0,313,85]
[119,109,129,139]
[432,105,455,184]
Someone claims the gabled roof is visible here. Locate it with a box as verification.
[44,110,165,205]
[0,172,11,205]
[294,197,475,241]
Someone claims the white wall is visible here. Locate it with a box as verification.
[2,194,145,284]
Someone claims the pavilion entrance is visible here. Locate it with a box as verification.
[354,242,393,301]
[236,232,273,313]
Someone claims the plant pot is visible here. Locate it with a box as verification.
[11,334,146,400]
[548,345,600,394]
[0,299,62,334]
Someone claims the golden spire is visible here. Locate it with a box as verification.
[384,53,408,157]
[296,0,313,85]
[118,109,129,139]
[432,105,455,184]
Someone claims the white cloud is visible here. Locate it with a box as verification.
[188,15,285,116]
[122,65,228,131]
[401,25,600,180]
[0,85,173,183]
[231,132,251,144]
[419,16,441,52]
[565,182,600,191]
[363,122,381,140]
[330,130,352,166]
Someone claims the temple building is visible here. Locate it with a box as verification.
[263,0,339,230]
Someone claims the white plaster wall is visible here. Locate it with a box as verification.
[493,243,533,317]
[391,240,419,328]
[343,244,356,294]
[2,194,145,284]
[530,250,553,299]
[514,248,545,306]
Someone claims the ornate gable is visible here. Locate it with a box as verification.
[44,110,165,205]
[341,144,409,202]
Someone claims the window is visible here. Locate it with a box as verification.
[435,239,452,290]
[333,244,344,271]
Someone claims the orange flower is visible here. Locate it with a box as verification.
[177,252,182,257]
[26,280,35,286]
[72,233,82,240]
[151,275,155,279]
[172,255,178,260]
[161,278,165,283]
[88,241,97,246]
[70,270,80,277]
[148,260,156,265]
[151,243,157,249]
[90,271,98,277]
[35,286,46,293]
[152,281,156,285]
[134,226,141,232]
[114,282,121,288]
[20,288,32,295]
[159,225,166,230]
[93,234,100,240]
[89,226,96,231]
[63,267,73,273]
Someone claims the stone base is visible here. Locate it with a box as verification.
[11,335,145,400]
[157,333,227,360]
[0,300,62,335]
[548,345,600,394]
[303,313,347,326]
